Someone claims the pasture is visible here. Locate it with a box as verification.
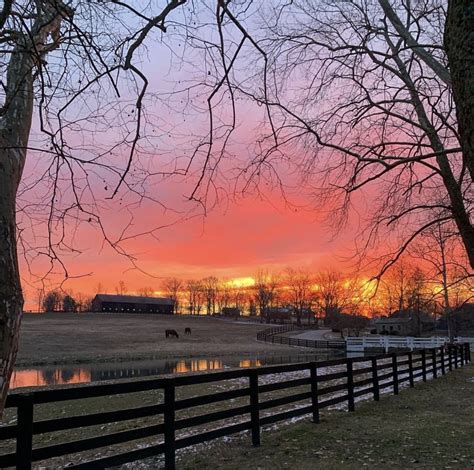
[16,313,296,367]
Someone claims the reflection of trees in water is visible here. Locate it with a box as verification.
[19,352,344,388]
[39,368,85,385]
[89,360,224,381]
[60,369,75,383]
[41,369,57,385]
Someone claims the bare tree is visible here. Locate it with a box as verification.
[0,0,194,409]
[406,267,429,336]
[410,223,472,340]
[42,290,62,312]
[115,281,127,296]
[382,262,413,314]
[36,288,45,314]
[62,294,77,313]
[75,292,92,313]
[186,280,204,316]
[216,280,232,313]
[284,267,314,326]
[315,271,358,324]
[94,283,107,295]
[202,276,219,315]
[216,1,473,271]
[137,287,155,298]
[162,278,182,314]
[254,271,280,323]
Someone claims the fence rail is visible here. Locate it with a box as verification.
[347,336,446,352]
[0,343,470,470]
[256,325,346,350]
[347,335,474,352]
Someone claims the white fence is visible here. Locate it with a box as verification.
[456,337,474,350]
[346,336,474,352]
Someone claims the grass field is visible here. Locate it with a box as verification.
[16,313,297,367]
[183,363,474,469]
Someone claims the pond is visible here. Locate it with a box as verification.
[11,350,346,389]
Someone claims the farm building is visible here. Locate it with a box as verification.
[221,307,241,318]
[374,309,435,336]
[91,294,174,314]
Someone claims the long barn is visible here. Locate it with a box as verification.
[91,294,174,314]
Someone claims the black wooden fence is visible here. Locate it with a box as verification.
[0,343,470,470]
[256,325,346,349]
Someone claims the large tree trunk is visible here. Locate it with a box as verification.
[445,0,474,270]
[0,147,25,411]
[445,0,474,184]
[0,0,71,415]
[0,42,34,414]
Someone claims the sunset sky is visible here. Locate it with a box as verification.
[21,184,363,307]
[18,5,377,307]
[16,1,452,308]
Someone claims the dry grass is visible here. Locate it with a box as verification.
[16,313,297,367]
[183,363,474,469]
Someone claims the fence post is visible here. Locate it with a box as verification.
[310,362,320,423]
[16,394,34,470]
[407,352,414,387]
[164,380,176,470]
[440,347,445,375]
[431,348,437,379]
[249,369,260,447]
[454,345,459,369]
[448,345,453,371]
[466,343,471,363]
[460,344,465,366]
[421,349,427,382]
[346,358,355,412]
[371,356,379,401]
[392,353,399,395]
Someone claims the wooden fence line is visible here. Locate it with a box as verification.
[256,325,346,350]
[0,343,470,470]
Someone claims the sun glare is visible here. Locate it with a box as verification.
[227,277,255,288]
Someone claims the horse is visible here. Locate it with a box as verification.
[185,327,191,335]
[165,329,179,338]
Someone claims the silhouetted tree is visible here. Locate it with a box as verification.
[186,280,204,315]
[315,271,357,325]
[62,295,77,313]
[115,281,128,296]
[254,271,280,323]
[202,276,219,315]
[285,268,314,326]
[43,291,62,313]
[137,287,155,298]
[162,278,182,314]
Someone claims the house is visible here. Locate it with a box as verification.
[91,294,174,314]
[267,307,292,324]
[437,303,474,334]
[221,307,241,318]
[375,317,414,336]
[375,309,435,336]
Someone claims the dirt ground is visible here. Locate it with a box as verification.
[16,313,298,367]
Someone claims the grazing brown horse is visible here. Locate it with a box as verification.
[165,329,179,338]
[185,327,191,335]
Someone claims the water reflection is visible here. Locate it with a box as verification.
[11,369,92,388]
[11,353,340,389]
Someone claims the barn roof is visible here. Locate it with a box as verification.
[93,294,174,305]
